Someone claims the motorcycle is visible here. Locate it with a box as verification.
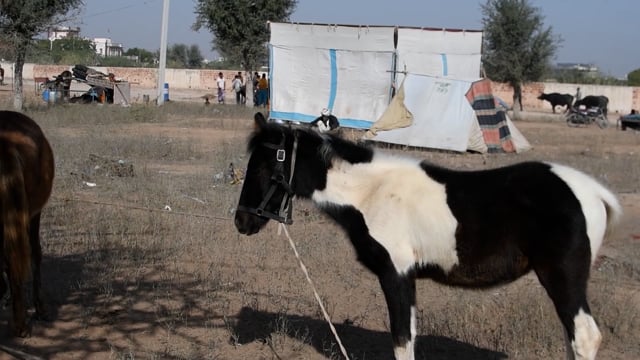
[566,106,609,129]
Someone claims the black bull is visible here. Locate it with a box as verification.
[537,92,574,113]
[575,95,609,118]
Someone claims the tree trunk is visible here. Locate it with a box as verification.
[511,81,523,119]
[12,41,26,111]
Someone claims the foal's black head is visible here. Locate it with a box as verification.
[234,113,298,235]
[234,112,374,235]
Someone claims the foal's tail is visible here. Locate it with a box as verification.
[549,162,623,262]
[0,147,32,283]
[598,183,623,245]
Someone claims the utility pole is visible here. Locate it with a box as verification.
[157,0,170,105]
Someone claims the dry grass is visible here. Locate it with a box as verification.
[0,100,638,359]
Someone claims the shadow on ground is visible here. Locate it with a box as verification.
[234,306,508,360]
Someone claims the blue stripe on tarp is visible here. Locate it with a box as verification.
[327,49,338,112]
[269,45,274,105]
[269,111,373,129]
[441,53,448,76]
[336,118,373,129]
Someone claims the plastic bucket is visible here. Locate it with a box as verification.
[163,83,169,101]
[43,89,59,104]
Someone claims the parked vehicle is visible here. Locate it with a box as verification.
[617,110,640,131]
[566,106,608,129]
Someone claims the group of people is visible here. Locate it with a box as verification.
[211,70,340,132]
[213,71,268,106]
[252,71,269,107]
[215,71,246,105]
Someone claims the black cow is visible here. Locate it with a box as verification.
[574,95,609,119]
[537,92,574,113]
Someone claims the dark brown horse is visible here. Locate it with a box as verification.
[0,111,54,337]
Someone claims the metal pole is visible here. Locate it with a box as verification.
[157,0,170,105]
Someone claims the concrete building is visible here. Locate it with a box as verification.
[556,62,600,77]
[93,37,123,57]
[47,26,80,41]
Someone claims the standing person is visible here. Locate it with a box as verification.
[232,74,243,105]
[252,71,260,106]
[575,87,582,102]
[237,71,246,104]
[216,72,225,104]
[257,73,269,107]
[0,65,4,86]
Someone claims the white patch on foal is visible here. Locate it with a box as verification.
[394,306,417,360]
[312,153,459,274]
[571,309,602,360]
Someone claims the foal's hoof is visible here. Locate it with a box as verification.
[33,309,51,321]
[12,324,30,338]
[34,300,50,321]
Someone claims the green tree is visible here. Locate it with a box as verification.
[123,47,156,65]
[187,44,203,69]
[167,43,188,68]
[98,56,138,67]
[25,39,56,64]
[166,43,204,69]
[628,68,640,86]
[0,0,83,109]
[50,37,95,64]
[481,0,559,112]
[193,0,297,72]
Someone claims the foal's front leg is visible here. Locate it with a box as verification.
[379,270,417,360]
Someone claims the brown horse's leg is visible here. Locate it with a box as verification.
[30,213,48,320]
[0,251,6,302]
[6,265,28,337]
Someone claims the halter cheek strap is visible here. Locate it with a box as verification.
[237,131,298,224]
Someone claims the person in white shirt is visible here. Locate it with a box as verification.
[216,72,225,104]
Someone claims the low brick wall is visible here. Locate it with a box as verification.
[2,61,638,112]
[491,81,639,115]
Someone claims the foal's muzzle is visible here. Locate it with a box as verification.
[234,210,268,235]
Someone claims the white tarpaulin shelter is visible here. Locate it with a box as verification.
[395,27,483,84]
[268,22,483,129]
[366,75,531,153]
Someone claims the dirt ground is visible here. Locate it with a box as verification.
[0,93,639,359]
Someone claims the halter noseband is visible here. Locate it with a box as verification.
[237,131,298,224]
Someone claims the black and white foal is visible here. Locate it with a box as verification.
[235,113,622,360]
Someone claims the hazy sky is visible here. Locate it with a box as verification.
[70,0,639,78]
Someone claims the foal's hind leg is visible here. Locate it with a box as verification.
[534,258,601,360]
[378,270,417,360]
[29,213,48,320]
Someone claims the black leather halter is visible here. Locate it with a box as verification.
[237,131,298,224]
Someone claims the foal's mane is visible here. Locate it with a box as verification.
[248,122,374,165]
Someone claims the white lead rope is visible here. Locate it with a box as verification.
[279,223,350,360]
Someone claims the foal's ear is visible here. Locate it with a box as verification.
[254,112,268,130]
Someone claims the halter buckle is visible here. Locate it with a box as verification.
[276,149,286,162]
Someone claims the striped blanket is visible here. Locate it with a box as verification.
[465,79,516,153]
